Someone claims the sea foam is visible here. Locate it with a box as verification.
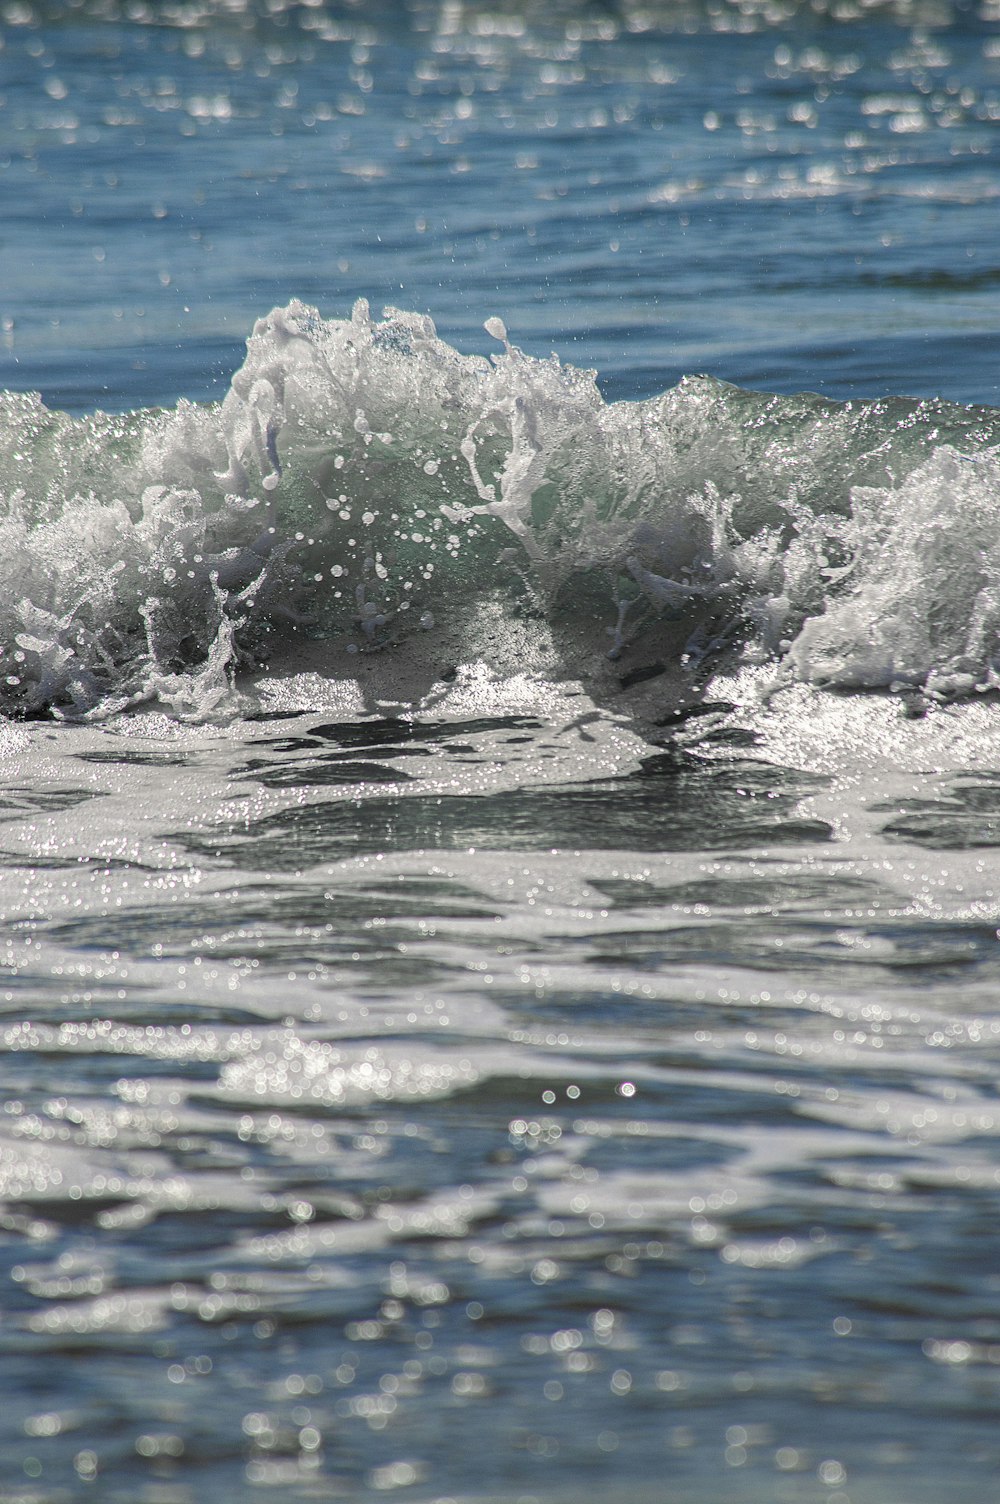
[2,299,1000,717]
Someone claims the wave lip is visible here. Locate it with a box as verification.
[2,299,1000,718]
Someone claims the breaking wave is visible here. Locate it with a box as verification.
[3,298,1000,718]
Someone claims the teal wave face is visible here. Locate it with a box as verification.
[3,300,1000,718]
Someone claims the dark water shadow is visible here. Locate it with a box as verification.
[878,772,1000,849]
[175,753,832,872]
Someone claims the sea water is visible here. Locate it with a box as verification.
[2,2,1000,1500]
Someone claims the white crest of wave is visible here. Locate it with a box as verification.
[1,298,1000,716]
[789,447,1000,697]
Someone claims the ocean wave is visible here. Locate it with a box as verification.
[2,298,1000,718]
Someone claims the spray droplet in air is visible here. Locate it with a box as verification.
[484,317,507,342]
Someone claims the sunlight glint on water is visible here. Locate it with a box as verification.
[1,3,1000,1501]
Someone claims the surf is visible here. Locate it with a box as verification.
[2,298,1000,719]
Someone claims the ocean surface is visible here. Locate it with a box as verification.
[3,1,1000,1500]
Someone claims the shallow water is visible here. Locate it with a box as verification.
[3,678,1000,1504]
[3,2,1000,1502]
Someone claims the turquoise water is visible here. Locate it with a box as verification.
[2,3,1000,1501]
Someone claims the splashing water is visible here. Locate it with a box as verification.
[3,299,1000,718]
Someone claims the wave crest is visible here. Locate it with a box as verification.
[2,300,1000,716]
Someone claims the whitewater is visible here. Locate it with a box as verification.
[7,297,1000,718]
[2,2,1000,1502]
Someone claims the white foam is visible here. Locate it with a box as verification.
[3,301,1000,716]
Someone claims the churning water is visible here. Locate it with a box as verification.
[2,2,1000,1501]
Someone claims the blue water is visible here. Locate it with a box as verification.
[4,0,1000,412]
[3,3,1000,1501]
